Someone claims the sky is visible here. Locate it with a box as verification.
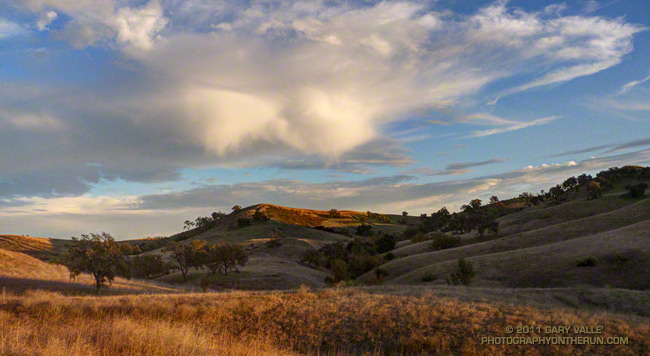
[1,0,650,239]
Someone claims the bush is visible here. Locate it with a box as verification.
[576,256,597,267]
[445,258,476,286]
[421,273,437,282]
[237,218,252,228]
[624,183,648,198]
[384,252,396,261]
[429,233,461,251]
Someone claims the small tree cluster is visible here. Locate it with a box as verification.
[183,211,226,231]
[302,237,390,284]
[204,242,248,276]
[131,254,171,279]
[418,207,451,233]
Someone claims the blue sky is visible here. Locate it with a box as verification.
[1,0,650,239]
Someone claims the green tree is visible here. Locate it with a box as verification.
[166,240,207,281]
[62,232,130,294]
[132,254,168,279]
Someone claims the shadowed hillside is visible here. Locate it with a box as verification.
[0,235,68,260]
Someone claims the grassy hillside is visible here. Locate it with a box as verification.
[0,248,181,296]
[389,219,650,288]
[0,234,68,260]
[371,196,650,282]
[151,204,413,289]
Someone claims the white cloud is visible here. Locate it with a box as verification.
[114,0,168,52]
[36,10,57,31]
[20,0,168,51]
[0,19,23,38]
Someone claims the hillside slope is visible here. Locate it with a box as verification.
[0,235,68,260]
[390,219,650,289]
[154,204,411,289]
[0,248,181,295]
[372,196,650,282]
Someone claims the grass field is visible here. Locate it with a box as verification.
[2,287,649,356]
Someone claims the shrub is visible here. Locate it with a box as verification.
[429,233,461,251]
[445,258,476,286]
[384,252,396,261]
[624,183,648,198]
[576,256,597,267]
[421,273,437,282]
[373,268,388,284]
[237,218,252,228]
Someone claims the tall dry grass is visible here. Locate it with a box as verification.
[1,288,648,355]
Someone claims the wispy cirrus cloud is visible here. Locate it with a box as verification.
[403,158,507,176]
[459,114,560,137]
[616,72,650,95]
[550,136,650,158]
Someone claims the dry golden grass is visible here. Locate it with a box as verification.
[0,234,67,260]
[1,288,648,356]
